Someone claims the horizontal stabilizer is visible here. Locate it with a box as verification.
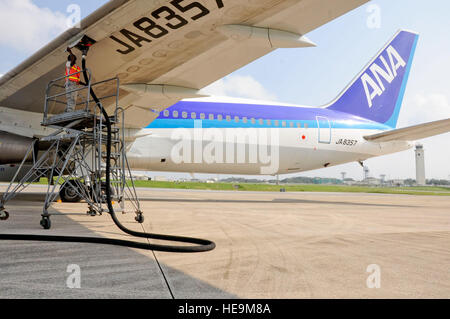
[364,118,450,142]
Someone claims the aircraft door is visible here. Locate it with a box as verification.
[316,116,331,144]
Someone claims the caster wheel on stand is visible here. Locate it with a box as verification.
[87,209,97,217]
[0,211,9,221]
[40,217,51,230]
[135,213,144,224]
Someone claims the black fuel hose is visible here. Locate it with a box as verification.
[81,56,215,253]
[0,233,210,253]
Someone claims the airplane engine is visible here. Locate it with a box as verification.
[0,164,33,183]
[0,131,34,165]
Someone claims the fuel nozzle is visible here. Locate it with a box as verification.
[68,34,96,57]
[80,42,93,58]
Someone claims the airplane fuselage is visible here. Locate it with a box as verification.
[126,99,412,175]
[0,98,414,179]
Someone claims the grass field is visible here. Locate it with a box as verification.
[131,180,450,196]
[31,178,450,196]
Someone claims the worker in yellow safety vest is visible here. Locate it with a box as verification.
[65,48,82,112]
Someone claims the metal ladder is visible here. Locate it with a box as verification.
[0,69,143,229]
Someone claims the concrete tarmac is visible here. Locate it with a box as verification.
[0,185,449,299]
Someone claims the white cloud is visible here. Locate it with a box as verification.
[0,0,69,53]
[202,75,277,101]
[400,92,450,127]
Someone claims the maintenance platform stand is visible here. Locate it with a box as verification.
[0,64,143,229]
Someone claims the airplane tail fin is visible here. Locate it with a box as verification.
[327,30,419,128]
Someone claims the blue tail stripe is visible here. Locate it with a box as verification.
[327,30,419,128]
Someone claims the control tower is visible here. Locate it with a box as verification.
[363,166,370,181]
[415,144,426,186]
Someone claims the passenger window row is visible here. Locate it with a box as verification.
[161,110,309,128]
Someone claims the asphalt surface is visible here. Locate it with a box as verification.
[1,185,449,298]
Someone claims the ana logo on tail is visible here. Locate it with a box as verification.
[361,45,406,108]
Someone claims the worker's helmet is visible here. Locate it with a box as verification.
[68,54,77,65]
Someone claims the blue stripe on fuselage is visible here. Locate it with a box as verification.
[146,101,391,130]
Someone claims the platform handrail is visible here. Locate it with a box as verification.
[43,72,121,129]
[44,68,92,122]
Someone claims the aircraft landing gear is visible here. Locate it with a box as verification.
[40,216,51,230]
[0,210,9,221]
[60,181,82,203]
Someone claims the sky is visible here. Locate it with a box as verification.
[1,0,449,181]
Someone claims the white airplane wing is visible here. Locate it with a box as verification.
[364,118,450,142]
[0,0,368,129]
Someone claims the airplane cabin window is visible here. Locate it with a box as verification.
[243,117,248,124]
[274,120,279,127]
[218,115,223,121]
[209,114,214,120]
[259,119,264,125]
[226,116,231,122]
[267,120,272,126]
[191,112,197,119]
[173,111,179,118]
[282,121,287,127]
[234,116,239,123]
[182,112,188,119]
[200,113,206,120]
[251,118,256,124]
[164,110,170,117]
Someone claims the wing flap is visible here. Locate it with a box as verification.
[364,118,450,142]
